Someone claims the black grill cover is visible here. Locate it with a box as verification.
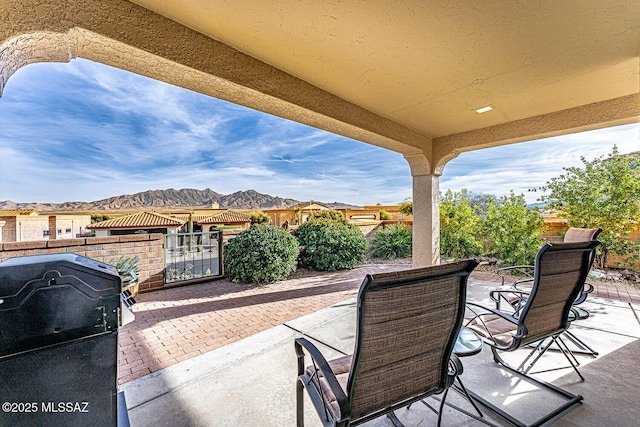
[0,253,121,357]
[0,253,123,426]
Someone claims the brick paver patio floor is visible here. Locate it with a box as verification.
[117,264,640,385]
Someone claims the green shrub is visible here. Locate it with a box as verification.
[368,224,412,259]
[307,210,349,224]
[249,211,271,225]
[224,224,299,284]
[91,214,112,223]
[399,201,413,216]
[296,218,367,271]
[537,146,640,269]
[379,210,392,220]
[440,190,483,259]
[481,192,546,265]
[109,255,141,273]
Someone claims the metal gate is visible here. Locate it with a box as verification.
[164,231,222,284]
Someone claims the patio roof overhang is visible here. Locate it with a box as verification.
[2,1,639,167]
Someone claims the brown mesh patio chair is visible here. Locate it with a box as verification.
[493,227,602,307]
[295,259,479,427]
[465,240,600,427]
[491,227,602,357]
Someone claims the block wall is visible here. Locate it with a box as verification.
[0,233,165,293]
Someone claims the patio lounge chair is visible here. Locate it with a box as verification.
[465,240,600,427]
[492,227,602,357]
[295,259,479,427]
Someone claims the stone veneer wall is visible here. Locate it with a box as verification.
[0,234,165,293]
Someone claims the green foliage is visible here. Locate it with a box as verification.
[368,224,412,259]
[307,210,348,224]
[91,214,112,223]
[296,218,367,271]
[537,146,640,268]
[109,255,141,273]
[482,192,546,265]
[440,190,483,259]
[379,210,392,220]
[249,211,271,225]
[224,224,299,284]
[465,191,496,213]
[399,201,413,216]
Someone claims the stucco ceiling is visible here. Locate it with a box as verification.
[129,0,640,139]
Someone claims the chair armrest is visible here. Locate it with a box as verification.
[571,281,594,305]
[446,354,463,389]
[465,302,528,343]
[489,289,531,314]
[295,337,350,422]
[465,302,523,326]
[512,277,534,290]
[496,265,534,286]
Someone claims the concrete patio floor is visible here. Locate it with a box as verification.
[119,270,640,426]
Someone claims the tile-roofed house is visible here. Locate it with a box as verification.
[0,210,91,243]
[197,211,252,225]
[0,209,38,216]
[263,202,328,227]
[164,210,251,229]
[87,211,185,237]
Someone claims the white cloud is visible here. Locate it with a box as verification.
[1,60,638,207]
[441,123,640,203]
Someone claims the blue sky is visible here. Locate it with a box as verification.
[0,59,638,206]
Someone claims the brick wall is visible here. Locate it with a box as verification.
[0,233,165,293]
[0,217,16,242]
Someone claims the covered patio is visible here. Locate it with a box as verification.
[119,267,640,426]
[2,0,639,268]
[2,2,640,425]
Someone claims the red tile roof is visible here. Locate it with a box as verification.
[0,209,38,216]
[87,211,185,229]
[197,211,251,224]
[170,214,212,223]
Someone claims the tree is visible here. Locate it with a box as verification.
[482,192,546,265]
[307,209,348,224]
[440,190,483,259]
[91,214,111,223]
[466,191,497,213]
[249,211,271,225]
[379,210,392,220]
[537,146,640,269]
[399,200,413,216]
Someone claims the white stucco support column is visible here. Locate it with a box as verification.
[404,153,442,268]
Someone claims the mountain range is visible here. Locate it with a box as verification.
[0,188,360,211]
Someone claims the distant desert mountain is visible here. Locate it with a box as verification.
[0,188,360,211]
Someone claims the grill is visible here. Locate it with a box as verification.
[0,253,136,426]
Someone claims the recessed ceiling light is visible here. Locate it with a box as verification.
[475,105,493,114]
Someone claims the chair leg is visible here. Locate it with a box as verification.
[296,379,304,427]
[498,335,585,382]
[436,388,449,427]
[553,336,585,381]
[470,348,584,427]
[517,338,553,373]
[454,377,484,418]
[563,330,599,356]
[386,411,404,427]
